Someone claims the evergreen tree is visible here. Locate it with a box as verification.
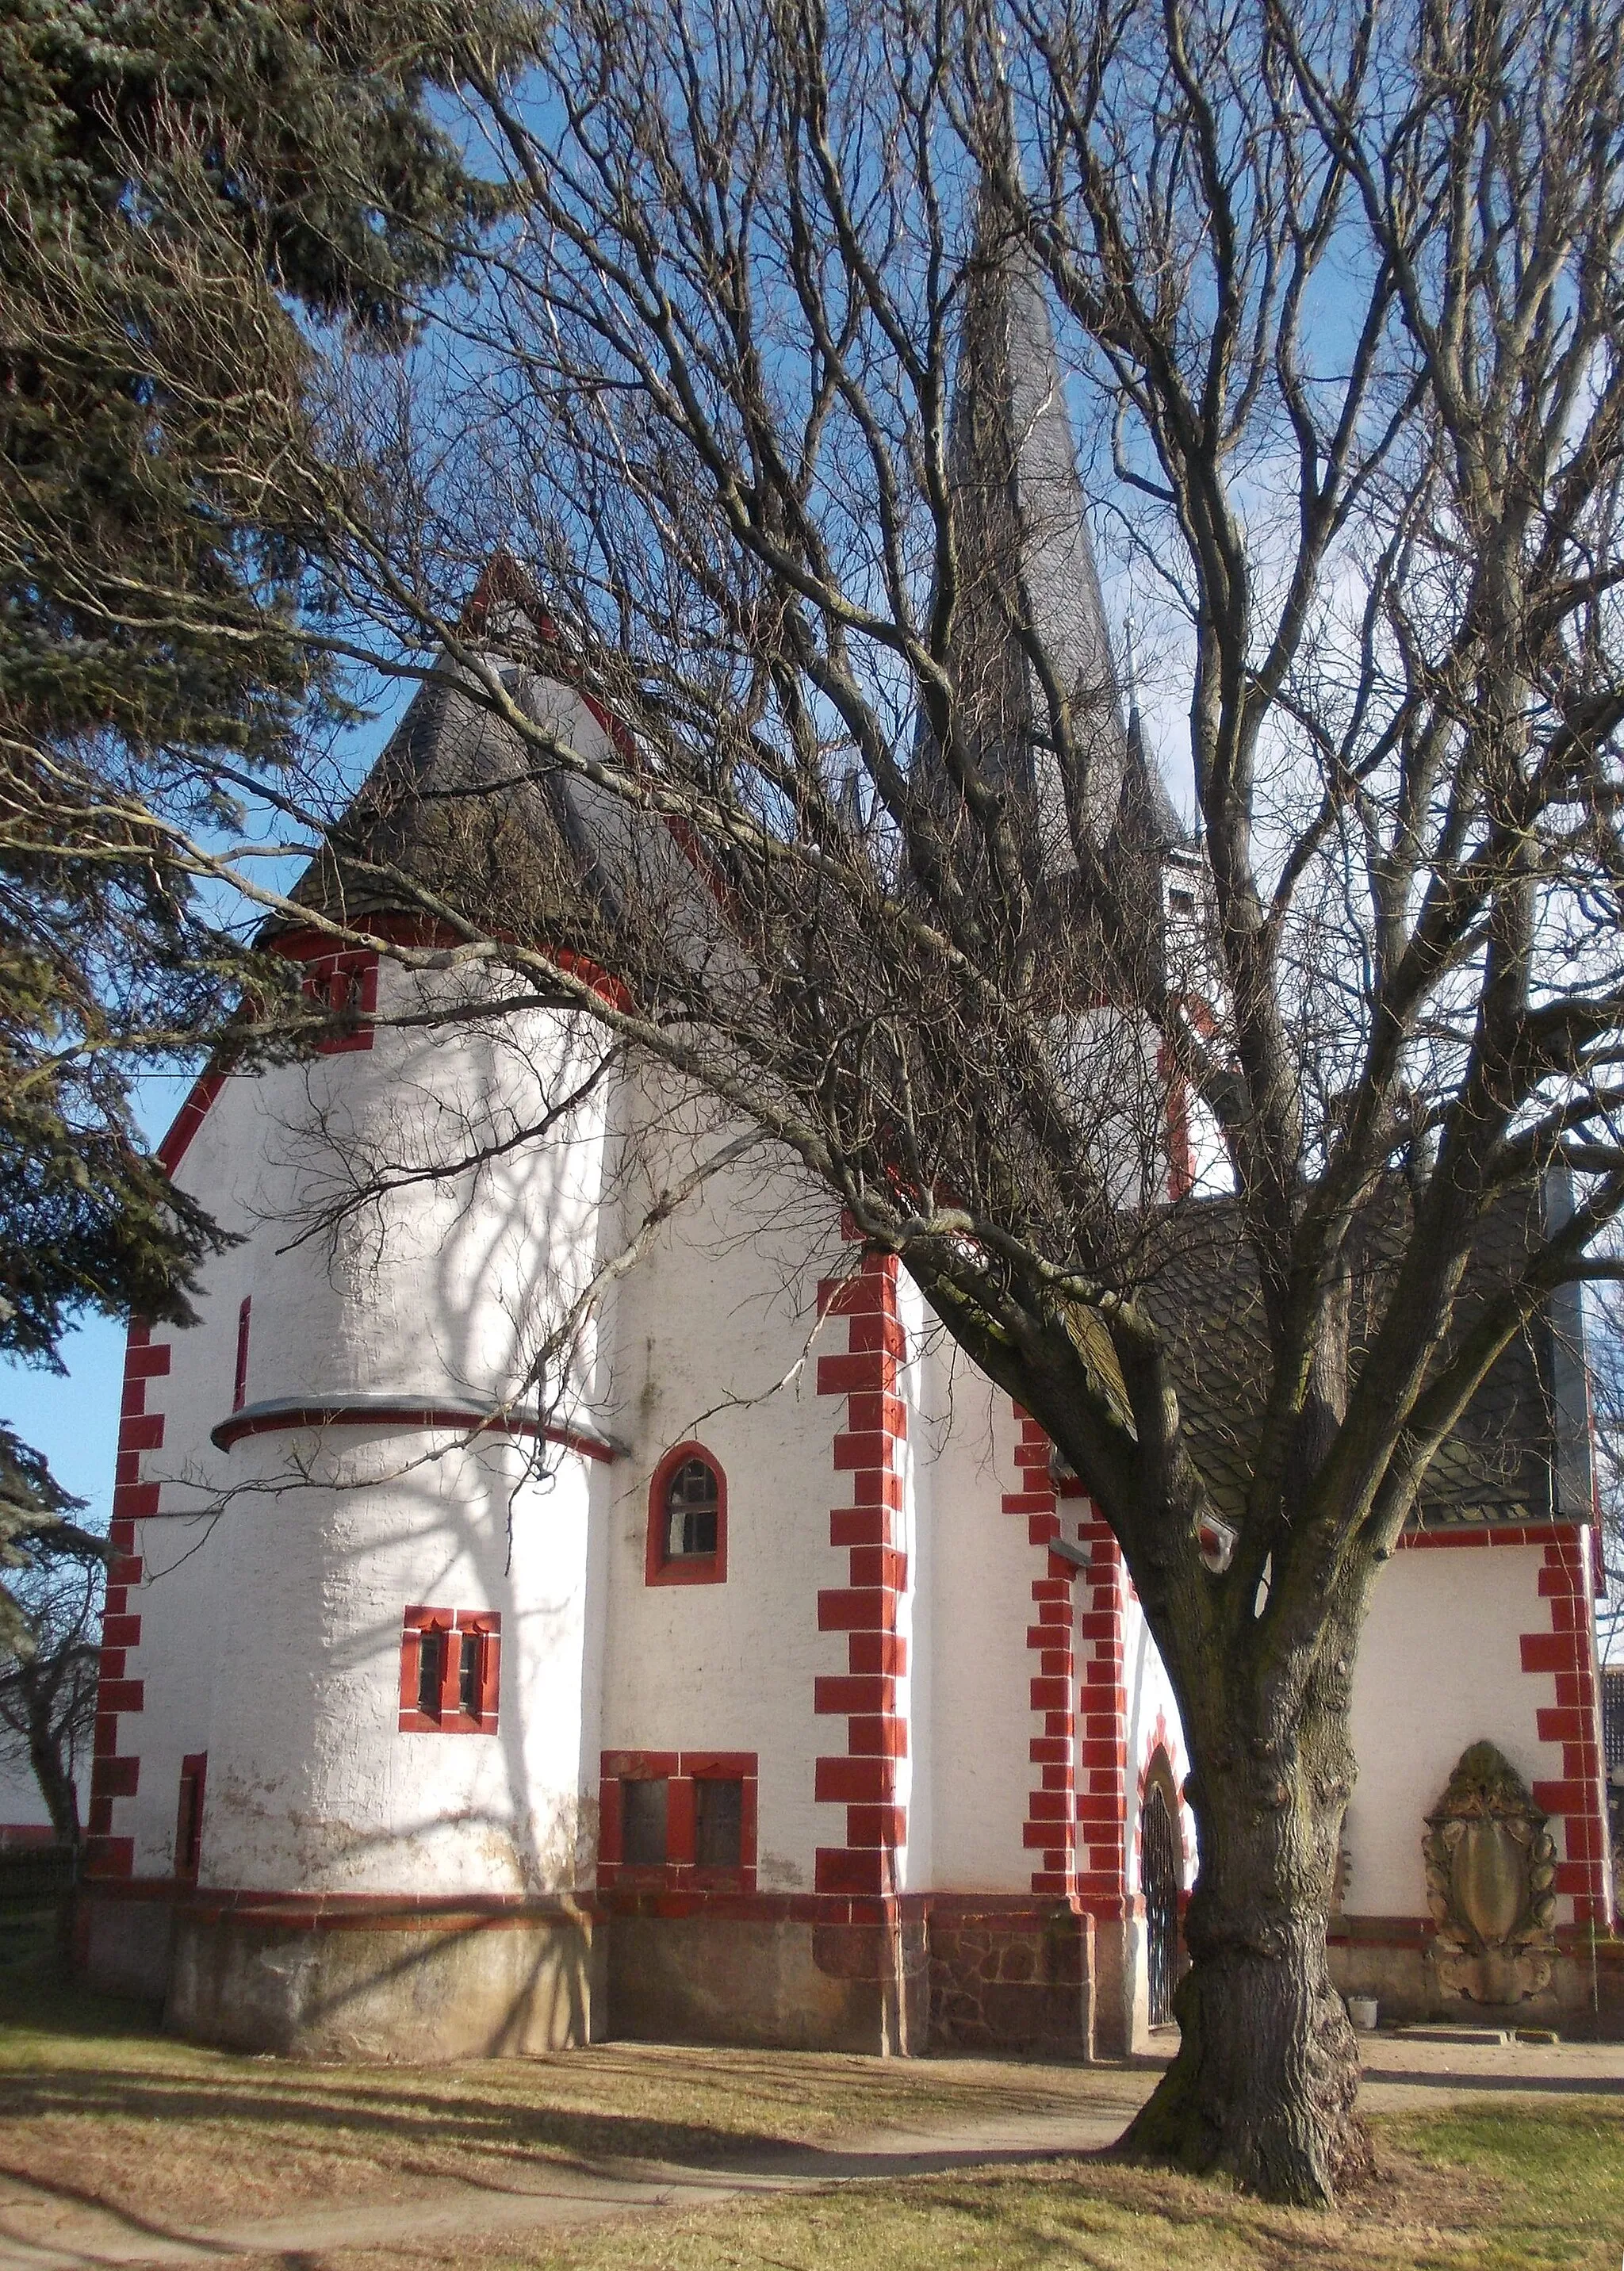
[0,0,530,1551]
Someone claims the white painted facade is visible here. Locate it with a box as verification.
[76,664,1612,2046]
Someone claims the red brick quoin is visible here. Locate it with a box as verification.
[1523,1527,1611,1924]
[1005,1406,1129,1910]
[814,1254,910,1898]
[87,1320,168,1878]
[87,1066,216,1882]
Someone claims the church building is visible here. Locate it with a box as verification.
[79,252,1618,2056]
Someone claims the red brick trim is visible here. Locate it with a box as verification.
[398,1608,501,1733]
[269,917,635,1014]
[645,1442,728,1587]
[1156,1043,1194,1203]
[814,1256,909,1898]
[94,1881,606,1929]
[1329,1909,1624,1959]
[1396,1522,1576,1548]
[211,1400,617,1462]
[597,1750,757,1892]
[1005,1407,1083,1898]
[88,1320,169,1878]
[1074,1508,1129,1921]
[156,1070,228,1175]
[1515,1526,1612,1926]
[90,1875,1105,1936]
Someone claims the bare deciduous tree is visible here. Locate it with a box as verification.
[170,0,1624,2204]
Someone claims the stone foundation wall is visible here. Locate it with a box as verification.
[79,1884,174,2004]
[81,1886,606,2061]
[926,1901,1094,2058]
[81,1886,1105,2060]
[1330,1923,1624,2035]
[606,1906,928,2054]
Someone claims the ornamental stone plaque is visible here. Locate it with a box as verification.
[1423,1741,1557,2005]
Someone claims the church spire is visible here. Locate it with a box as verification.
[933,218,1130,867]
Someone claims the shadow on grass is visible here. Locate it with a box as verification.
[0,1909,165,2042]
[0,2052,1140,2186]
[1358,2062,1624,2097]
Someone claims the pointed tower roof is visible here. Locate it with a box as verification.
[921,220,1191,890]
[1119,626,1194,856]
[281,553,653,953]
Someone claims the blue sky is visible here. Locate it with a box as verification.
[1,1065,211,1524]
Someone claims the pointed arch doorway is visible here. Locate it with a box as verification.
[1140,1755,1183,2030]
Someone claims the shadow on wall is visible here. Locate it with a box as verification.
[162,1899,607,2059]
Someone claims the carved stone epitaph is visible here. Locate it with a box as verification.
[1423,1742,1557,2005]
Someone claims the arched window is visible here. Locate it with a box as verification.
[646,1443,727,1586]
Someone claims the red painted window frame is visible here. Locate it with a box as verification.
[175,1753,207,1880]
[398,1607,501,1733]
[645,1442,728,1587]
[597,1749,756,1891]
[232,1298,251,1413]
[300,947,380,1053]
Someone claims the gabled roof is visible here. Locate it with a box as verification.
[1135,1176,1588,1533]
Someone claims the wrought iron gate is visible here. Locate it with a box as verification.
[1142,1785,1180,2028]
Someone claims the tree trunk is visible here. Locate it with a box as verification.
[1118,1677,1368,2204]
[25,1675,80,1846]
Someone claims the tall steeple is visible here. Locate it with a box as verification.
[920,220,1191,909]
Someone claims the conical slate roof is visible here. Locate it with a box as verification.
[287,664,612,955]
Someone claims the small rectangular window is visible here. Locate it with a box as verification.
[302,950,379,1053]
[695,1776,743,1869]
[400,1608,498,1733]
[622,1778,668,1867]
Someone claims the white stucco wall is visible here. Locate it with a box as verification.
[593,1138,846,1892]
[1344,1542,1568,1919]
[105,976,615,1888]
[925,1369,1042,1892]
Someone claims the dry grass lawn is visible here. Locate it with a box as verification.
[463,2108,1624,2271]
[0,1920,1124,2227]
[2,1913,1619,2269]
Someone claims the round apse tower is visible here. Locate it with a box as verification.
[119,663,633,2058]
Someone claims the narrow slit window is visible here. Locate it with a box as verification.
[695,1776,744,1869]
[416,1628,446,1719]
[622,1778,668,1867]
[232,1297,251,1414]
[175,1754,206,1878]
